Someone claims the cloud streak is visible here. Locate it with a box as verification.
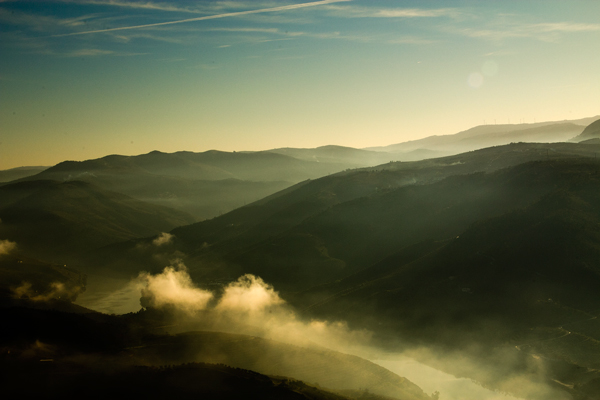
[205,26,417,46]
[51,0,351,37]
[58,0,207,14]
[452,21,600,43]
[323,5,459,19]
[52,0,282,14]
[0,8,101,32]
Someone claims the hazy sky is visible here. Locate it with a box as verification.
[1,0,599,169]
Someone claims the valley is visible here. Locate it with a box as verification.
[2,117,600,400]
[3,1,599,398]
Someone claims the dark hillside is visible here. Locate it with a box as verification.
[0,305,432,400]
[87,143,600,282]
[0,254,87,305]
[147,144,599,287]
[0,180,194,263]
[14,149,367,220]
[294,160,600,399]
[1,361,354,400]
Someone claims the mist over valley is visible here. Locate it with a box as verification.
[2,0,600,398]
[2,116,600,399]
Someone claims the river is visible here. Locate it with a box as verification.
[371,356,523,400]
[76,277,565,400]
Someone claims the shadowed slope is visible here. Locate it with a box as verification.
[0,180,194,263]
[0,305,433,400]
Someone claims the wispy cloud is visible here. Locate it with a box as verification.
[58,0,207,14]
[374,8,457,18]
[0,0,271,14]
[453,21,600,43]
[0,7,102,32]
[110,32,185,43]
[323,5,459,19]
[67,48,114,56]
[206,26,401,45]
[33,47,145,57]
[533,22,600,33]
[55,0,283,14]
[52,0,351,37]
[209,27,285,34]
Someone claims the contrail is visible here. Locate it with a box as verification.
[52,0,350,37]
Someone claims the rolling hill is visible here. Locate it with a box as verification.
[0,253,87,306]
[82,141,600,399]
[26,149,365,184]
[2,362,354,400]
[4,118,600,400]
[0,179,194,263]
[0,303,434,400]
[296,160,600,398]
[10,149,379,220]
[266,145,399,166]
[89,142,600,282]
[0,166,47,183]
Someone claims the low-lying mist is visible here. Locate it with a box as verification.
[12,281,83,302]
[137,261,373,355]
[82,260,572,400]
[0,239,16,255]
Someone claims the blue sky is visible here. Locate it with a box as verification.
[1,0,599,169]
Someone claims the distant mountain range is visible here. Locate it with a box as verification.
[572,118,600,142]
[86,139,600,399]
[2,116,598,223]
[143,142,600,288]
[3,116,600,400]
[366,116,599,155]
[0,166,48,183]
[5,149,388,221]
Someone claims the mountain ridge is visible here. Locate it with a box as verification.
[366,116,599,155]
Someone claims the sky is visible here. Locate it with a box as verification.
[1,0,599,170]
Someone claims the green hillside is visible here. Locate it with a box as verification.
[81,144,600,399]
[0,180,194,263]
[0,253,87,306]
[12,149,374,220]
[95,142,600,286]
[8,141,600,399]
